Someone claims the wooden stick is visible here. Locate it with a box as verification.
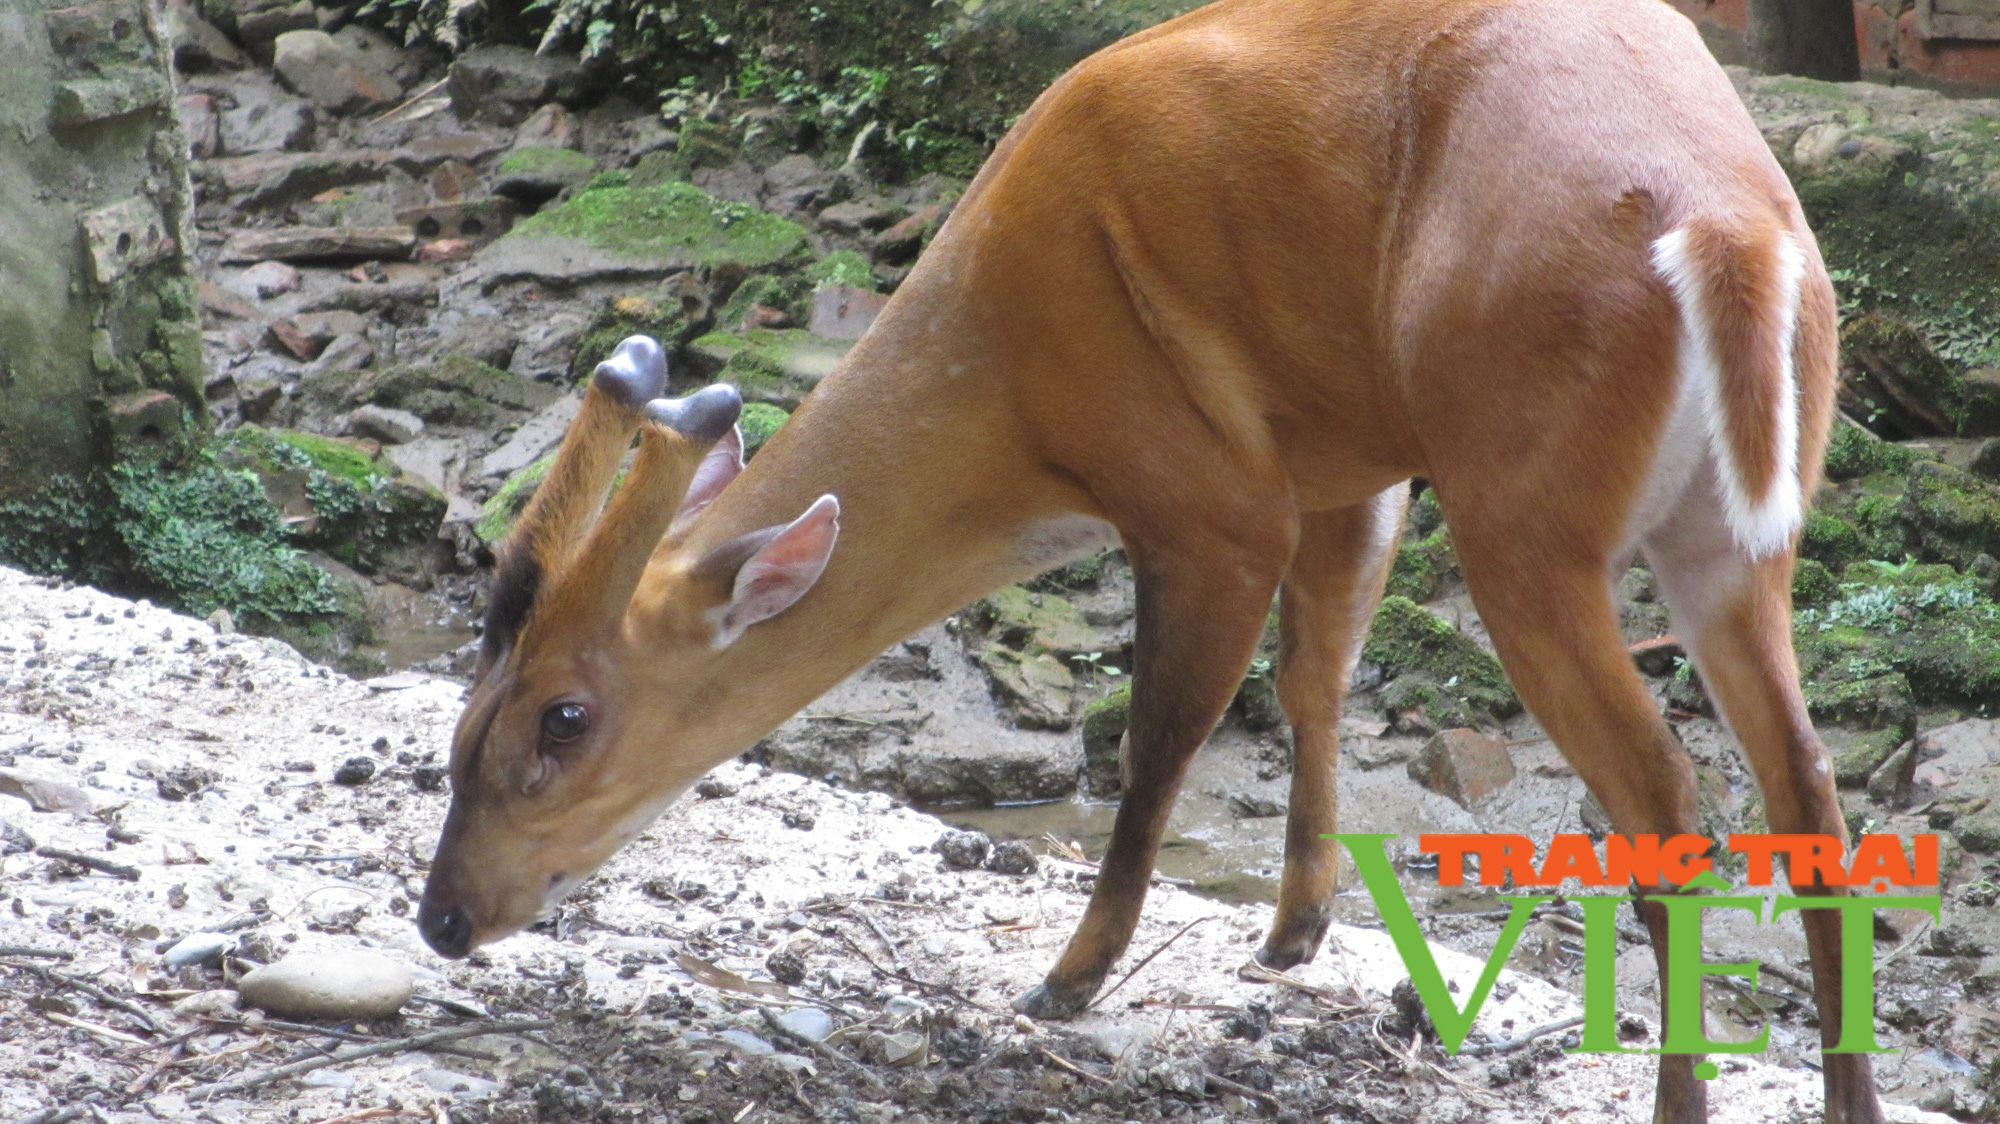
[35,846,139,881]
[0,947,73,960]
[181,1019,553,1102]
[1204,1071,1280,1114]
[45,1011,149,1046]
[1089,916,1211,1010]
[1455,1014,1585,1056]
[20,964,161,1033]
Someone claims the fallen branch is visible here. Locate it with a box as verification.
[1035,1046,1112,1086]
[180,1019,553,1102]
[34,846,138,881]
[1204,1071,1280,1114]
[19,964,160,1034]
[1455,1014,1585,1057]
[1090,916,1212,1010]
[0,947,73,961]
[45,1011,149,1046]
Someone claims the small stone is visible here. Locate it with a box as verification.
[345,404,424,445]
[231,261,301,300]
[781,810,815,830]
[172,989,242,1019]
[513,102,577,150]
[332,757,377,785]
[272,29,400,114]
[163,932,237,969]
[1866,739,1918,808]
[817,201,897,235]
[1407,729,1516,810]
[1955,809,2000,854]
[207,608,235,635]
[1226,794,1283,819]
[712,1028,775,1056]
[775,1006,835,1042]
[418,1069,501,1097]
[984,840,1038,875]
[300,1069,355,1089]
[266,318,324,361]
[766,946,807,985]
[694,777,738,799]
[935,829,993,870]
[412,765,446,792]
[237,951,414,1020]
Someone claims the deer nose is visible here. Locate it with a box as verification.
[418,896,473,959]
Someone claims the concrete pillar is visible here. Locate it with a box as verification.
[0,0,204,494]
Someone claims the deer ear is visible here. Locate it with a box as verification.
[672,427,744,530]
[706,495,839,648]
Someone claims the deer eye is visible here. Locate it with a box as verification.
[540,702,589,745]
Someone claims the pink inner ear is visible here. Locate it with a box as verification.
[717,495,840,642]
[674,428,744,528]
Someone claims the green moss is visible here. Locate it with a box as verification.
[509,182,809,270]
[359,353,558,427]
[107,454,338,624]
[496,146,597,181]
[718,273,811,329]
[1407,487,1443,536]
[219,428,446,576]
[809,249,878,290]
[1794,556,2000,713]
[1793,558,1838,607]
[1361,596,1519,719]
[571,298,697,384]
[689,328,852,406]
[1903,461,2000,567]
[476,453,555,546]
[1387,528,1456,603]
[738,402,790,455]
[1801,511,1864,573]
[1823,424,1925,482]
[1079,681,1131,793]
[973,584,1097,656]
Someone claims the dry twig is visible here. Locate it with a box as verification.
[180,1019,552,1102]
[1090,916,1212,1010]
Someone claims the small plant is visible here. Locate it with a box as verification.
[1071,651,1123,677]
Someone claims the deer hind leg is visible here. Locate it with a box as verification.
[1445,516,1709,1124]
[1014,524,1291,1019]
[1257,484,1409,970]
[1647,486,1883,1124]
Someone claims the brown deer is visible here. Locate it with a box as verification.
[419,1,1870,1119]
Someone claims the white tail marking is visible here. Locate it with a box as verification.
[1650,227,1806,559]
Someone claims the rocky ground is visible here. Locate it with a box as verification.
[0,566,1981,1124]
[6,4,2000,1122]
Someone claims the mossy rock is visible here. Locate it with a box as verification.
[979,647,1075,731]
[688,329,852,408]
[809,250,878,291]
[719,273,811,330]
[1747,75,2000,375]
[352,353,559,429]
[1360,596,1519,720]
[1800,511,1865,573]
[507,181,809,272]
[1823,726,1908,789]
[495,146,597,185]
[1801,669,1917,736]
[569,297,698,384]
[220,428,446,580]
[973,585,1098,657]
[1839,314,1964,438]
[1822,424,1927,482]
[1378,672,1479,731]
[1903,461,2000,568]
[476,452,554,546]
[1792,557,1839,607]
[1387,527,1456,603]
[1956,809,2000,854]
[1079,683,1131,795]
[739,402,790,456]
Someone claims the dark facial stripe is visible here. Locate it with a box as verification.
[482,546,542,672]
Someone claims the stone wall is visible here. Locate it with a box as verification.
[0,0,203,496]
[1668,0,2000,91]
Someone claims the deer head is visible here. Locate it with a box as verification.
[417,336,839,957]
